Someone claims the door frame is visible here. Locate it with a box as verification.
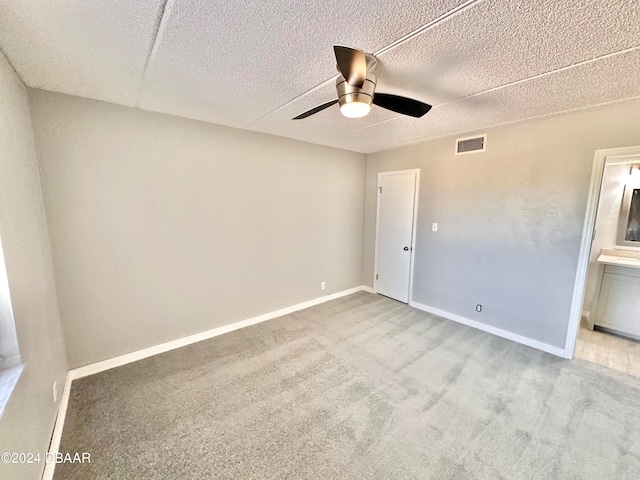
[373,169,420,302]
[564,145,640,358]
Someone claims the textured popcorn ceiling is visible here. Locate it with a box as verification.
[0,0,638,153]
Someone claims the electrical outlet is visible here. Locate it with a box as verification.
[321,281,326,290]
[432,223,438,232]
[476,304,482,312]
[52,381,57,402]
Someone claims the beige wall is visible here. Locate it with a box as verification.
[30,90,366,368]
[364,99,640,350]
[0,53,67,480]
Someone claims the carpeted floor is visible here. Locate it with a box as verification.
[55,292,640,479]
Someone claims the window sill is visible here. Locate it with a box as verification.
[0,364,24,420]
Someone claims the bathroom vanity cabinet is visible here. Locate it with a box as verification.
[591,251,640,339]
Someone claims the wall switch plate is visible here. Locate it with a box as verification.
[321,282,326,290]
[52,381,57,402]
[432,223,438,231]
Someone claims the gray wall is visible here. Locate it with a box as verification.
[30,90,366,368]
[0,53,67,480]
[364,99,640,350]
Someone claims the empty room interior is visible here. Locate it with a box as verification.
[2,1,640,479]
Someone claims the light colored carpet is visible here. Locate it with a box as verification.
[55,292,640,479]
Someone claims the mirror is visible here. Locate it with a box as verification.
[624,188,640,241]
[617,166,640,246]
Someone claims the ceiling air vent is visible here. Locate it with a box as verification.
[455,135,486,155]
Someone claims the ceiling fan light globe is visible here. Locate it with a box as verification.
[340,101,371,118]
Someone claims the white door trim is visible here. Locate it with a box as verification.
[373,169,420,301]
[564,145,640,358]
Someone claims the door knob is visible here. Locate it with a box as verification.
[403,246,409,251]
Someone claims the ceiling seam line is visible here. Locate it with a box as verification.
[242,0,482,129]
[314,44,640,143]
[0,44,29,87]
[313,117,399,143]
[373,0,480,56]
[436,44,640,108]
[135,0,174,109]
[242,79,337,128]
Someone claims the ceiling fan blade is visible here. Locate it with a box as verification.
[334,45,367,88]
[292,99,338,120]
[373,93,432,118]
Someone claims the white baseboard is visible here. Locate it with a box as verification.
[409,300,566,358]
[43,285,371,480]
[42,372,72,480]
[69,285,370,380]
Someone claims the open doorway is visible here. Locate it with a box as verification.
[566,146,640,376]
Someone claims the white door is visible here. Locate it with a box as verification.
[375,170,418,303]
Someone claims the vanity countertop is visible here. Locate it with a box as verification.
[597,248,640,269]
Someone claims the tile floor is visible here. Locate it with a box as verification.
[574,320,640,378]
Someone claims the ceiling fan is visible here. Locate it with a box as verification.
[293,45,432,120]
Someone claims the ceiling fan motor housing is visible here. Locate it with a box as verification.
[292,48,431,120]
[336,73,377,109]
